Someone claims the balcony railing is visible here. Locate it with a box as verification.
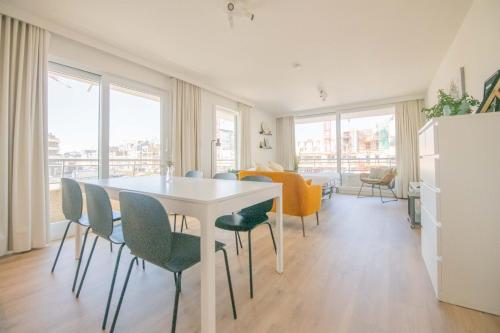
[297,157,396,174]
[48,158,162,184]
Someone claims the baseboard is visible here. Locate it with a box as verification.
[339,186,399,198]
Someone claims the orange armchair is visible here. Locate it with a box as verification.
[239,170,322,236]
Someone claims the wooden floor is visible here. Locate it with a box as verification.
[1,194,499,333]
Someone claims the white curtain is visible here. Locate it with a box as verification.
[173,79,201,176]
[276,116,296,170]
[0,15,50,256]
[395,99,426,198]
[238,102,253,169]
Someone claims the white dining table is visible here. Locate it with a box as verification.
[76,175,283,333]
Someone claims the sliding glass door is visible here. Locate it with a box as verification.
[215,106,239,173]
[47,63,168,224]
[109,84,161,177]
[48,67,100,222]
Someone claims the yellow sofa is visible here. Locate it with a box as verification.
[239,170,322,236]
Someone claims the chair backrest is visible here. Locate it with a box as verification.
[185,170,203,178]
[119,191,172,266]
[213,172,237,180]
[239,176,274,217]
[84,183,114,239]
[380,168,397,187]
[61,178,83,221]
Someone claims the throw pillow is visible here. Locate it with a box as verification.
[268,161,284,172]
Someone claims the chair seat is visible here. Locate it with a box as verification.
[75,210,120,227]
[163,233,225,273]
[215,213,269,232]
[109,224,125,244]
[360,177,384,185]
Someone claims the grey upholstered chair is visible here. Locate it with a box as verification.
[110,191,237,333]
[215,175,276,298]
[50,178,120,293]
[76,183,138,330]
[173,170,204,232]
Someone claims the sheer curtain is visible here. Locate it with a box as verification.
[238,102,253,169]
[0,15,50,256]
[173,79,202,176]
[395,99,426,198]
[276,116,296,170]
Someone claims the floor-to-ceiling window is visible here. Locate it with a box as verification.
[215,106,239,173]
[48,66,100,223]
[47,63,168,224]
[293,106,396,189]
[295,114,337,173]
[109,84,161,178]
[340,107,395,187]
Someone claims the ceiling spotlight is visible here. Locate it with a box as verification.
[318,85,328,102]
[292,63,302,70]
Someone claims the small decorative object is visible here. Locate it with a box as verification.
[165,160,174,181]
[422,90,479,120]
[476,70,500,113]
[259,137,272,149]
[259,122,272,135]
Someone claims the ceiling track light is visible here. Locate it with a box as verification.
[318,85,328,102]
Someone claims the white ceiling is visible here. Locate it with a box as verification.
[0,0,472,113]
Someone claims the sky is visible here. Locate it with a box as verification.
[48,73,160,154]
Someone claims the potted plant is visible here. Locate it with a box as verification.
[423,90,479,120]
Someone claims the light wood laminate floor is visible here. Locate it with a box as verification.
[1,194,499,333]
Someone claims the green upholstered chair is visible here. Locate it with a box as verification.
[213,172,244,253]
[215,175,276,298]
[50,178,120,294]
[110,191,236,333]
[76,183,136,330]
[173,170,204,232]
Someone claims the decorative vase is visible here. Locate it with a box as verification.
[443,105,452,116]
[166,165,174,182]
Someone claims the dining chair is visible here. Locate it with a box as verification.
[50,178,120,293]
[111,191,237,333]
[215,175,276,298]
[213,172,244,254]
[173,170,204,232]
[75,183,142,330]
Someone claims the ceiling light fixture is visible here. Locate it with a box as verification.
[318,85,328,102]
[292,63,302,70]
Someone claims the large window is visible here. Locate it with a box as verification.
[47,63,168,223]
[294,106,396,188]
[109,84,161,177]
[48,68,100,222]
[215,107,239,173]
[295,114,337,173]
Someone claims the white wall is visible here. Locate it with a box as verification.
[426,0,500,106]
[199,90,277,176]
[251,109,276,166]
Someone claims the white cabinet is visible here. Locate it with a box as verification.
[419,112,500,316]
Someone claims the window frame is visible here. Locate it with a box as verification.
[213,105,240,174]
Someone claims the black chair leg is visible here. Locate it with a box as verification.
[110,257,138,333]
[237,231,243,249]
[76,235,99,298]
[315,212,319,226]
[357,182,365,197]
[221,248,237,319]
[264,222,277,253]
[248,230,253,298]
[102,243,125,330]
[72,227,91,292]
[301,216,306,237]
[110,241,113,252]
[51,220,72,273]
[235,231,240,256]
[181,215,188,232]
[142,259,146,270]
[173,214,177,232]
[172,271,182,333]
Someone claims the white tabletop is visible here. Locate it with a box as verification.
[80,175,281,204]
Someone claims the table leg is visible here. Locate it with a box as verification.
[200,210,216,333]
[276,193,284,273]
[75,224,82,260]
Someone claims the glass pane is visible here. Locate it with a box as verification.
[295,114,337,173]
[340,107,396,187]
[48,70,100,223]
[216,108,238,173]
[109,84,161,178]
